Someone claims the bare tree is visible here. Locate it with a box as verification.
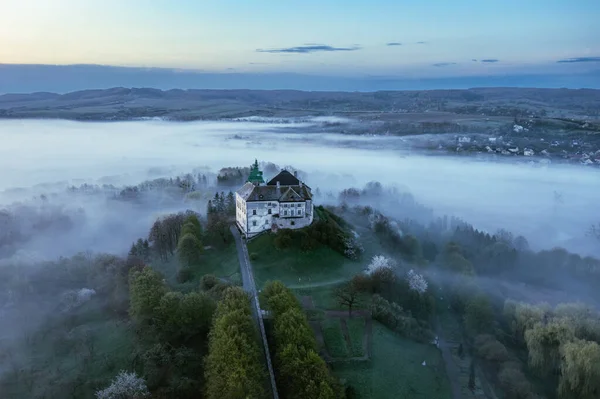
[587,223,600,241]
[335,282,361,317]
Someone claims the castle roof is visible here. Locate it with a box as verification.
[266,170,300,186]
[236,181,312,202]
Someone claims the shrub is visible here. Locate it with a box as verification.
[371,294,433,343]
[474,334,509,364]
[274,229,293,249]
[200,274,219,291]
[249,252,258,261]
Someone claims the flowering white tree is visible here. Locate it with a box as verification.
[366,255,392,275]
[406,269,428,294]
[96,371,150,399]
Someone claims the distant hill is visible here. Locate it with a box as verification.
[0,85,598,123]
[1,63,600,94]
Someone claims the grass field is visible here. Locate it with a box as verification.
[346,317,366,357]
[248,233,363,288]
[322,318,349,358]
[333,322,452,399]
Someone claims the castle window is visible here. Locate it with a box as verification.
[253,210,256,215]
[253,221,257,226]
[268,209,271,214]
[297,210,301,216]
[284,210,288,216]
[291,221,295,226]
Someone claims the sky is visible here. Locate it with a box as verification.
[0,0,599,78]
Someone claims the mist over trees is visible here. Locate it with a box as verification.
[0,152,598,399]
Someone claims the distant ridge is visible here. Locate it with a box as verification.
[1,63,600,94]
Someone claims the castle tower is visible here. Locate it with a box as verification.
[247,159,265,186]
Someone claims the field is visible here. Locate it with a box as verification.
[347,317,366,357]
[248,233,363,288]
[297,282,451,399]
[322,318,350,358]
[333,322,452,399]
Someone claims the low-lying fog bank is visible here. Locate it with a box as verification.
[0,119,598,261]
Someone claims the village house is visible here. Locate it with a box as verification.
[235,160,314,238]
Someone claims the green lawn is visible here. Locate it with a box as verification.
[346,317,366,357]
[248,233,363,288]
[333,322,452,399]
[322,318,349,358]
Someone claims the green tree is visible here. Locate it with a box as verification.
[559,339,600,399]
[154,291,215,345]
[130,267,166,323]
[181,214,202,241]
[525,320,574,377]
[177,233,203,267]
[264,281,340,399]
[464,294,494,335]
[204,287,266,399]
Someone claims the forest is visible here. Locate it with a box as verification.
[0,164,599,399]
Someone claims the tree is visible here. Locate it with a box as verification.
[181,214,202,241]
[95,370,149,399]
[464,295,494,336]
[335,282,361,317]
[264,281,340,399]
[525,320,574,376]
[129,267,166,323]
[406,269,428,294]
[177,233,203,267]
[366,255,392,274]
[154,291,216,345]
[350,273,373,293]
[204,287,266,399]
[559,340,600,399]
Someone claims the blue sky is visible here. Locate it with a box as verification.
[1,0,599,78]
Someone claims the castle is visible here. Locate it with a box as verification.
[235,160,314,238]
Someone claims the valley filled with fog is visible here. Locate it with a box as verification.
[1,118,599,262]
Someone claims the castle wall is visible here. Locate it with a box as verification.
[239,192,315,238]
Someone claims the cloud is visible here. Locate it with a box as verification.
[416,41,428,44]
[256,45,361,54]
[386,42,402,46]
[472,59,478,62]
[432,62,457,67]
[480,59,499,63]
[557,56,600,63]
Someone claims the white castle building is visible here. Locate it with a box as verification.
[235,160,314,238]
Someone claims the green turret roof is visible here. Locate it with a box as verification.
[247,159,264,185]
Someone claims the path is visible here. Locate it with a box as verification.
[230,226,279,399]
[435,317,464,399]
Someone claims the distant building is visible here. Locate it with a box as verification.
[235,160,314,238]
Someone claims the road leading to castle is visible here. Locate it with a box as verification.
[230,225,279,399]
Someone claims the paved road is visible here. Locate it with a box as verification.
[435,318,464,399]
[230,226,279,399]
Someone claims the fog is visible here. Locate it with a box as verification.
[0,118,599,263]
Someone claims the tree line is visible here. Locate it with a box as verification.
[262,281,344,399]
